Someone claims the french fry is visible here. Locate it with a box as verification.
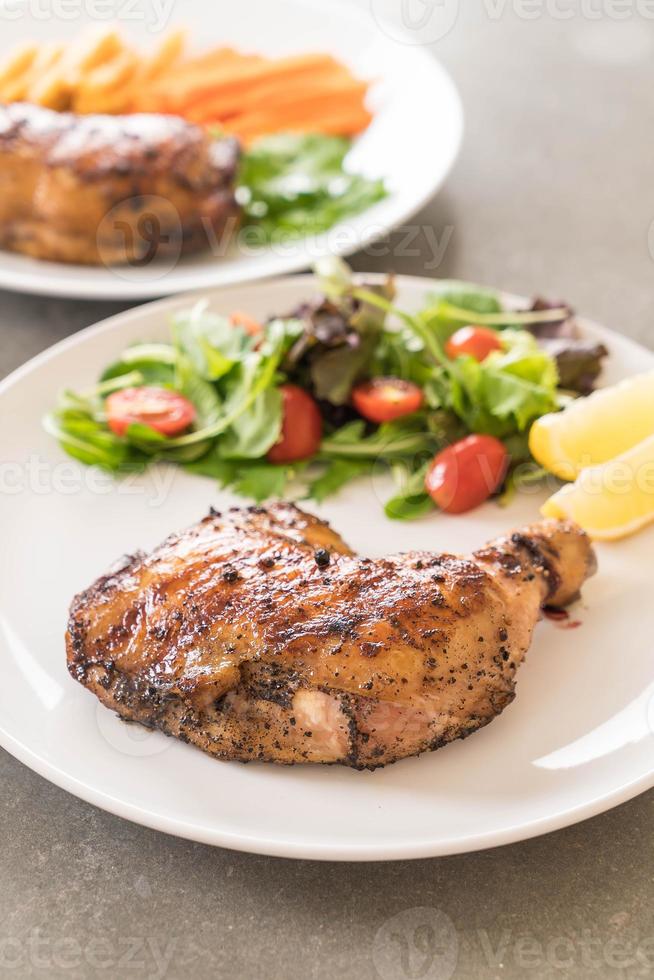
[75,48,138,100]
[143,28,186,79]
[1,43,64,102]
[73,84,135,115]
[28,63,72,110]
[0,42,39,90]
[64,28,124,86]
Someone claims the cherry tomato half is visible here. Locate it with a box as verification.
[106,386,196,438]
[352,378,424,424]
[445,325,502,362]
[425,434,509,514]
[267,384,322,464]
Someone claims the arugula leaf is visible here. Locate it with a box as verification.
[43,410,144,472]
[408,286,561,350]
[218,386,283,459]
[231,463,290,502]
[384,492,434,521]
[307,458,373,503]
[174,354,223,429]
[124,422,168,448]
[185,450,296,503]
[239,134,387,240]
[171,301,253,381]
[427,282,502,315]
[498,460,549,507]
[383,460,435,521]
[161,323,286,449]
[100,344,178,387]
[183,448,239,483]
[321,416,434,460]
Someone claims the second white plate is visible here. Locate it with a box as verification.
[0,0,462,300]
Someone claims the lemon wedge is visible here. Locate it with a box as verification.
[541,433,654,540]
[529,369,654,480]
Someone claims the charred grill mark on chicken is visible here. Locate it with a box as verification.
[66,503,596,768]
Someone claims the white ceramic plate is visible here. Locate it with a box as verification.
[0,0,462,300]
[1,274,653,861]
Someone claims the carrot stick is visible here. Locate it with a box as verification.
[239,113,372,143]
[150,53,341,109]
[222,100,373,141]
[222,116,371,143]
[144,53,266,104]
[184,67,359,121]
[158,46,243,77]
[182,66,364,114]
[216,87,370,131]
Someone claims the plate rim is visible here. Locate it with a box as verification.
[1,272,653,861]
[0,0,464,301]
[1,722,652,861]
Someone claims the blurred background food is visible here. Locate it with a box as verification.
[0,27,373,143]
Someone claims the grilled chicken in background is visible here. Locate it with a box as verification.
[0,102,240,264]
[66,504,596,769]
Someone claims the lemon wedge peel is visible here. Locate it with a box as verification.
[541,432,654,540]
[529,369,654,480]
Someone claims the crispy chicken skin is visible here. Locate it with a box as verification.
[0,102,240,265]
[66,504,596,769]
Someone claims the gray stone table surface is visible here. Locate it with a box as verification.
[1,6,653,980]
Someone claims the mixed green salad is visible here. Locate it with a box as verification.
[238,134,387,241]
[45,258,607,520]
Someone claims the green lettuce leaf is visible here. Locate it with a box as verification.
[239,134,387,239]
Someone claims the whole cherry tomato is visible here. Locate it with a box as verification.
[425,434,509,514]
[267,384,322,463]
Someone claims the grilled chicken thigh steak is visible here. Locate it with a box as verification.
[67,504,596,769]
[0,103,240,265]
